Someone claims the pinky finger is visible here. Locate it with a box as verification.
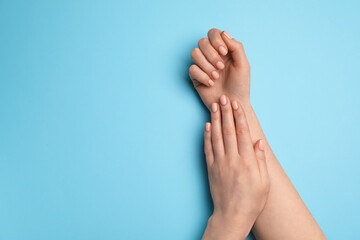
[189,64,214,87]
[254,139,270,184]
[204,122,214,167]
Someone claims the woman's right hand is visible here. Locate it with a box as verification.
[202,95,270,240]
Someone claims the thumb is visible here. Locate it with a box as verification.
[221,31,250,68]
[254,139,270,182]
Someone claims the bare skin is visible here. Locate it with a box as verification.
[190,28,326,239]
[202,96,270,240]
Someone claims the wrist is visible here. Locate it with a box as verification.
[227,95,251,109]
[202,213,253,240]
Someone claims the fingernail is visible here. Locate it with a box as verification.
[211,103,218,113]
[223,31,232,39]
[208,79,214,86]
[231,100,239,110]
[216,61,225,69]
[219,46,228,56]
[259,139,264,151]
[205,122,211,132]
[220,95,227,106]
[211,71,219,79]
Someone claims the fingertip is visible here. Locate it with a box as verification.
[223,30,232,39]
[233,102,245,119]
[259,139,265,151]
[254,139,264,151]
[221,31,233,44]
[216,61,225,70]
[219,46,228,56]
[211,102,218,113]
[231,100,239,110]
[208,79,215,87]
[211,71,219,80]
[254,139,266,161]
[205,122,211,132]
[220,94,227,106]
[220,32,249,67]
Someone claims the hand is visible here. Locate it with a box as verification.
[189,29,251,110]
[202,95,270,240]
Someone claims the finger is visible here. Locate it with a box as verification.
[221,31,250,68]
[231,100,253,155]
[219,95,238,155]
[191,48,220,81]
[204,122,214,167]
[189,64,214,87]
[254,139,270,184]
[198,38,225,70]
[211,102,225,157]
[208,28,228,56]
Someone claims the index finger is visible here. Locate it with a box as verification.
[207,28,228,56]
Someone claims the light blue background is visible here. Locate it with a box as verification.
[1,0,359,239]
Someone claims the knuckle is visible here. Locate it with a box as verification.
[228,153,240,163]
[188,64,197,74]
[241,160,252,171]
[236,126,249,135]
[190,48,200,59]
[209,52,219,62]
[208,28,218,36]
[198,38,208,47]
[212,133,222,142]
[222,126,234,136]
[228,160,238,170]
[213,39,223,47]
[200,75,209,82]
[258,154,266,161]
[237,41,244,49]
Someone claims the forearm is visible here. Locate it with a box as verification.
[192,27,325,239]
[240,101,326,239]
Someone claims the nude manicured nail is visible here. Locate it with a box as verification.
[220,95,227,106]
[259,139,265,151]
[231,100,239,110]
[208,79,214,86]
[211,103,218,112]
[205,122,211,132]
[223,31,232,39]
[219,46,228,56]
[216,61,225,69]
[211,71,219,79]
